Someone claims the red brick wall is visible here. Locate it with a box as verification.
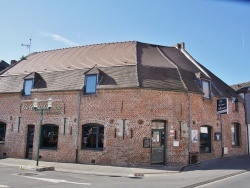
[0,89,247,166]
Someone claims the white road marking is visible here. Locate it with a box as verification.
[0,185,9,188]
[19,176,91,185]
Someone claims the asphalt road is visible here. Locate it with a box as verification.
[197,171,250,188]
[1,155,250,188]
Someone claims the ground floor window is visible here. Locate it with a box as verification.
[200,126,212,153]
[0,122,6,143]
[41,124,58,150]
[231,123,240,146]
[82,124,104,150]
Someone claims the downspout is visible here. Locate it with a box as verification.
[220,113,224,157]
[188,92,191,164]
[75,91,81,163]
[243,94,249,154]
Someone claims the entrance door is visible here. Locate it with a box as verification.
[151,121,165,165]
[25,125,34,159]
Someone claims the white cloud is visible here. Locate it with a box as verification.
[41,32,79,46]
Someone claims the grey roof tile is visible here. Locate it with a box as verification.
[0,41,239,99]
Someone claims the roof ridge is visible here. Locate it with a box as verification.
[30,41,138,55]
[231,81,250,86]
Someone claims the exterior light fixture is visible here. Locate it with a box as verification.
[33,98,38,109]
[47,98,53,109]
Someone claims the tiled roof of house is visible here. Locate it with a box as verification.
[0,41,240,100]
[231,81,250,93]
[0,60,9,72]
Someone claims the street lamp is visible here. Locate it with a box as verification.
[33,98,53,167]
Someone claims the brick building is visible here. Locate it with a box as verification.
[231,81,250,154]
[0,41,247,166]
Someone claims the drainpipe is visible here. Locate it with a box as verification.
[220,114,224,157]
[75,91,81,163]
[243,94,249,154]
[188,92,191,164]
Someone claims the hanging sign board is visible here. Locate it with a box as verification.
[217,98,228,114]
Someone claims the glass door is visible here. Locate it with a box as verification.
[151,128,165,165]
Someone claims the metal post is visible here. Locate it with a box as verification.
[36,109,44,167]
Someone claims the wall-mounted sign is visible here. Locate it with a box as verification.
[173,140,179,147]
[191,130,198,143]
[217,98,228,114]
[169,129,175,137]
[214,132,221,141]
[143,137,150,148]
[20,101,64,115]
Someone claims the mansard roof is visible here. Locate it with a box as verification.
[0,41,239,100]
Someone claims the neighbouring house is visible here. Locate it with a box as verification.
[0,41,247,167]
[231,81,250,153]
[0,60,9,72]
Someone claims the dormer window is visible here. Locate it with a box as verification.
[201,80,211,98]
[85,74,98,94]
[23,79,33,96]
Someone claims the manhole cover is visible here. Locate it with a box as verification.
[18,173,39,176]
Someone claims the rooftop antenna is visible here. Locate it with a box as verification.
[21,38,32,54]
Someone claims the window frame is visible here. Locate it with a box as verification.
[82,124,104,150]
[200,126,212,153]
[23,79,34,96]
[0,122,6,144]
[231,123,240,146]
[201,79,211,99]
[84,74,98,94]
[40,124,59,150]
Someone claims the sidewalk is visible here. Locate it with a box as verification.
[0,158,183,177]
[1,155,249,179]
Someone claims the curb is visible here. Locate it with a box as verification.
[19,165,55,172]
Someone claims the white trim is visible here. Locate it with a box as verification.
[180,49,210,79]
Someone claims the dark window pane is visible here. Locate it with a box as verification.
[200,126,211,153]
[24,79,33,95]
[82,124,104,150]
[41,124,58,149]
[85,75,97,94]
[0,123,6,143]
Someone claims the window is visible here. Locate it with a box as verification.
[0,122,6,143]
[202,80,210,98]
[232,98,238,112]
[82,124,104,150]
[40,124,59,150]
[23,79,33,96]
[85,74,97,94]
[231,123,240,146]
[200,126,212,153]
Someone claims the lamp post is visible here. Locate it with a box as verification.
[33,98,53,167]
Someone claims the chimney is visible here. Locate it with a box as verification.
[174,42,185,50]
[10,60,17,65]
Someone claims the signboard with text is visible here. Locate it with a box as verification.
[217,98,228,114]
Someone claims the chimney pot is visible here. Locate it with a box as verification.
[10,60,17,65]
[174,42,185,50]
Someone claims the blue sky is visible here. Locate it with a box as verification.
[0,0,249,85]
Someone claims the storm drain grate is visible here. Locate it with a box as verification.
[109,175,122,177]
[18,173,39,176]
[128,173,144,179]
